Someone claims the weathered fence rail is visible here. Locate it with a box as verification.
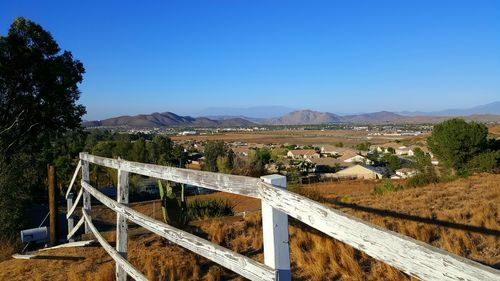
[64,152,500,281]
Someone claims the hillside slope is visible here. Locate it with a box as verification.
[83,112,255,127]
[1,174,499,280]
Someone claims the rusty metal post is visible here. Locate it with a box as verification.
[48,165,58,246]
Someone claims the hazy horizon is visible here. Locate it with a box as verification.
[2,1,499,120]
[79,101,500,121]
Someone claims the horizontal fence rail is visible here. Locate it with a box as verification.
[80,153,263,198]
[257,181,500,281]
[64,153,500,281]
[81,180,275,281]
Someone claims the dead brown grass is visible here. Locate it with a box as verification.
[171,129,420,146]
[0,238,20,262]
[0,174,498,280]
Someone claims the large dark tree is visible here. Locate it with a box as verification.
[0,18,85,240]
[427,118,487,172]
[0,17,85,158]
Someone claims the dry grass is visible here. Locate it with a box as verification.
[171,129,419,146]
[0,174,498,280]
[489,124,500,136]
[0,238,20,262]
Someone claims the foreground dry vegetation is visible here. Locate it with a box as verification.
[0,174,499,280]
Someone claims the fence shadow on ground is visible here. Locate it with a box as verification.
[328,199,500,237]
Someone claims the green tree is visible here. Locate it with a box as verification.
[380,154,401,171]
[216,156,232,174]
[427,118,488,173]
[354,142,371,151]
[0,18,85,240]
[468,151,500,173]
[406,149,439,187]
[0,18,85,159]
[131,139,148,162]
[253,147,271,166]
[270,147,288,162]
[203,141,228,172]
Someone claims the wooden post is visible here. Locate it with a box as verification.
[260,175,291,281]
[116,164,129,281]
[66,192,74,242]
[48,165,58,246]
[80,152,91,234]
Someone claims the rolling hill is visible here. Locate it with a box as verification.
[267,110,343,125]
[83,108,500,128]
[82,112,255,128]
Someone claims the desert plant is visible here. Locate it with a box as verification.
[158,180,188,227]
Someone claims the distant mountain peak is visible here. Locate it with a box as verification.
[82,111,255,128]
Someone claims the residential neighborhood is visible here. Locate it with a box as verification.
[174,137,437,183]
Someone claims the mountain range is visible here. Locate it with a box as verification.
[398,101,500,116]
[82,112,255,128]
[83,103,500,128]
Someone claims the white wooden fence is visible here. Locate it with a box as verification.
[65,153,500,281]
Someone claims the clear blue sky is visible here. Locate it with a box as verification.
[1,1,499,119]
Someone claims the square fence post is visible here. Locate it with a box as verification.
[80,152,91,234]
[116,165,129,281]
[261,174,291,281]
[66,192,74,242]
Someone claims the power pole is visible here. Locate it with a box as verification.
[48,165,58,246]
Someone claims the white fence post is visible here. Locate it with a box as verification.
[260,175,291,281]
[116,161,129,281]
[66,192,74,242]
[80,152,91,234]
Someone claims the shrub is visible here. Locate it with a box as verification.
[373,181,404,195]
[187,199,234,220]
[354,142,371,151]
[405,173,439,188]
[468,151,500,173]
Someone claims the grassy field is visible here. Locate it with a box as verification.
[1,173,498,280]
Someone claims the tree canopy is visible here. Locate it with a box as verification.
[0,17,85,239]
[427,118,488,172]
[0,17,85,158]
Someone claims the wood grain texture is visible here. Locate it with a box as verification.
[76,154,500,281]
[80,154,91,234]
[80,153,262,198]
[82,209,148,281]
[81,180,275,281]
[258,181,500,281]
[116,169,129,281]
[65,161,81,199]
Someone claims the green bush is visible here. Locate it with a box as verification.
[374,181,404,195]
[187,199,234,220]
[468,151,500,173]
[405,173,439,188]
